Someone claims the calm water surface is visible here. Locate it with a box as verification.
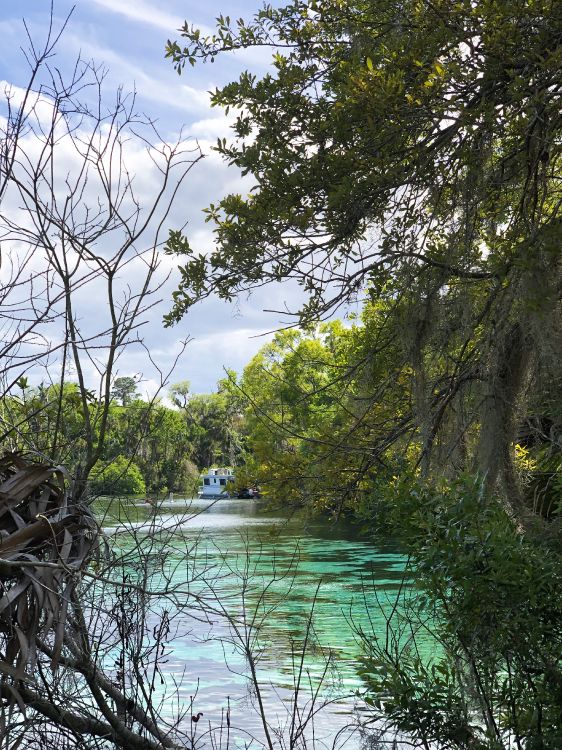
[97,497,419,749]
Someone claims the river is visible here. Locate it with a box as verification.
[97,496,418,749]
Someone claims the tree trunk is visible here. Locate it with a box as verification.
[476,321,533,516]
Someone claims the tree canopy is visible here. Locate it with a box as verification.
[111,376,140,406]
[167,0,562,522]
[167,0,562,318]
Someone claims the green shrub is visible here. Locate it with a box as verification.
[362,476,562,750]
[90,455,146,496]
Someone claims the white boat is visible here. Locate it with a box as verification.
[198,467,235,498]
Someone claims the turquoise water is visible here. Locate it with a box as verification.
[96,497,418,748]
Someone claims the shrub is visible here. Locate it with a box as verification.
[90,455,146,496]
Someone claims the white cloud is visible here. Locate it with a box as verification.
[87,0,189,34]
[0,1,308,395]
[174,326,275,393]
[0,75,285,395]
[187,114,235,141]
[58,33,212,116]
[87,0,278,70]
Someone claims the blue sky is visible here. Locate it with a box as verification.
[0,0,302,396]
[0,0,265,135]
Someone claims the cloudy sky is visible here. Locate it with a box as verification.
[0,0,303,395]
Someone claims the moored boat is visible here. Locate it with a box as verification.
[197,468,261,499]
[198,467,235,498]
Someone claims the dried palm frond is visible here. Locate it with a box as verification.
[0,453,98,680]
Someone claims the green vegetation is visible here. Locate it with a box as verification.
[1,380,242,497]
[110,376,140,406]
[1,1,561,747]
[90,454,146,495]
[165,0,562,746]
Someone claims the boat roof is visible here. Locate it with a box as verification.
[200,467,234,476]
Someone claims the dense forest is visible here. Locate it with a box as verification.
[2,376,244,497]
[0,0,561,748]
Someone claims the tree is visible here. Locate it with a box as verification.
[0,29,199,501]
[0,14,202,747]
[170,378,245,469]
[111,377,140,406]
[236,315,409,510]
[184,390,243,468]
[111,399,198,494]
[166,0,562,521]
[169,380,190,410]
[90,454,146,495]
[361,476,562,750]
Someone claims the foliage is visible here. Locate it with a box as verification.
[362,476,562,749]
[169,379,190,410]
[0,383,90,470]
[111,376,140,406]
[167,0,562,320]
[171,375,245,469]
[167,0,562,519]
[1,385,203,496]
[90,454,146,495]
[166,1,562,747]
[236,309,416,511]
[103,400,198,495]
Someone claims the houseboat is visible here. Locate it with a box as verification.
[198,467,235,498]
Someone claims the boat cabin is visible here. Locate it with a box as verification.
[198,468,235,498]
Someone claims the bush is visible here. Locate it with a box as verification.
[90,455,146,496]
[362,475,562,750]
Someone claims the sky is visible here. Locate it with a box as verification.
[0,0,303,396]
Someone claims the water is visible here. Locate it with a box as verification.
[96,496,418,749]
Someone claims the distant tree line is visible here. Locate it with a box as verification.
[2,376,245,497]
